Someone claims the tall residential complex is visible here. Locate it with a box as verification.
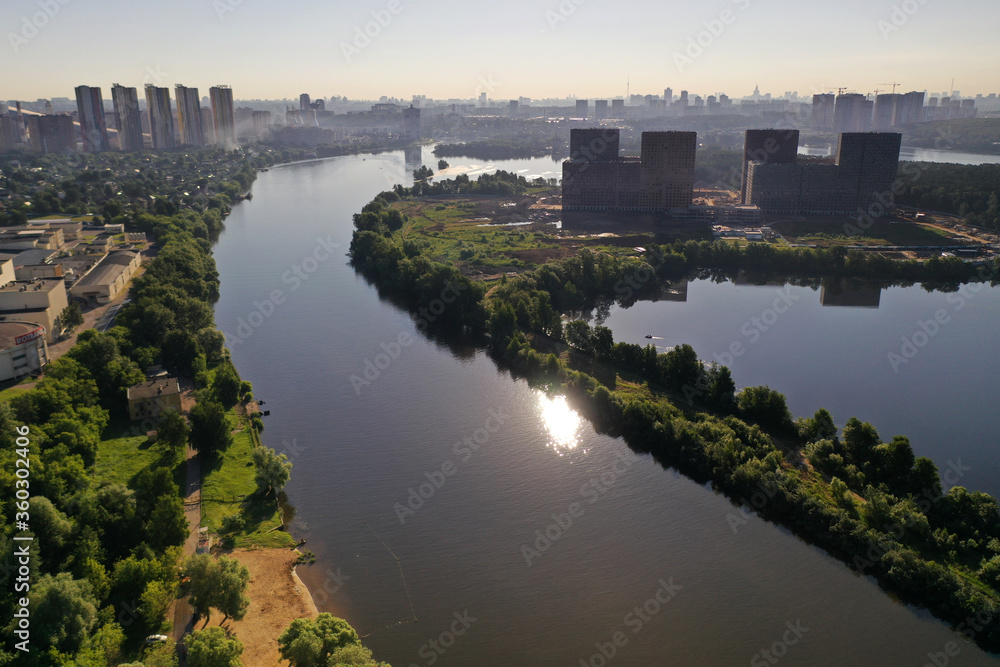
[402,104,421,142]
[638,131,697,210]
[144,85,175,149]
[833,93,873,133]
[815,91,928,131]
[74,85,110,152]
[811,93,835,129]
[0,116,20,151]
[209,85,236,147]
[111,84,143,151]
[175,84,204,146]
[744,131,901,216]
[27,115,76,153]
[873,94,900,131]
[740,129,800,204]
[562,129,696,212]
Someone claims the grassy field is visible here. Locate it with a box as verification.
[201,410,295,549]
[95,431,178,487]
[0,377,35,403]
[773,219,959,246]
[397,198,561,271]
[393,196,714,275]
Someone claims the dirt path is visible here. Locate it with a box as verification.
[170,444,202,652]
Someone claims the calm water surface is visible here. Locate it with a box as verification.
[213,148,999,666]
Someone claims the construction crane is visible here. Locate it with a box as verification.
[878,82,901,94]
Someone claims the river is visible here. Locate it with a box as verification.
[213,148,999,666]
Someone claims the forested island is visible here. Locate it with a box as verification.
[349,170,1000,652]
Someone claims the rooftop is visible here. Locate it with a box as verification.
[74,251,137,288]
[127,377,180,401]
[0,321,44,349]
[0,278,63,294]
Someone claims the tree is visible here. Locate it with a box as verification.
[156,409,190,455]
[327,643,391,667]
[214,557,250,623]
[591,326,614,360]
[184,627,243,667]
[185,553,217,621]
[140,579,176,629]
[252,445,293,495]
[842,417,881,465]
[147,494,189,550]
[736,385,793,432]
[198,328,227,364]
[211,363,242,407]
[278,614,361,667]
[437,159,449,170]
[188,401,232,456]
[183,554,249,624]
[72,621,125,667]
[797,408,837,443]
[22,573,98,657]
[564,320,592,352]
[61,303,84,332]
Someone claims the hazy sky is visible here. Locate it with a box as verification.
[3,0,998,101]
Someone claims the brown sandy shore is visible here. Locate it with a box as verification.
[201,548,319,666]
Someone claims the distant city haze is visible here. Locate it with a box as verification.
[2,0,998,100]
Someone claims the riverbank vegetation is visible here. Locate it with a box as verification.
[349,173,1000,652]
[0,147,303,665]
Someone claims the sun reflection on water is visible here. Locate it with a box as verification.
[538,392,582,454]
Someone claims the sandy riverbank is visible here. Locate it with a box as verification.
[202,547,319,666]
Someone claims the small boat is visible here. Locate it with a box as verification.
[645,334,653,339]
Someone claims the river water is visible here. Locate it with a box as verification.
[213,148,999,666]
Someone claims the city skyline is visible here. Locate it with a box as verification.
[2,0,998,101]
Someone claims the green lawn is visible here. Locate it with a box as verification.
[95,420,185,488]
[201,410,295,549]
[0,377,35,403]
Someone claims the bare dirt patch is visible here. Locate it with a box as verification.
[201,548,318,666]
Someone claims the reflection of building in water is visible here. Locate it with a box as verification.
[403,145,422,167]
[820,281,882,308]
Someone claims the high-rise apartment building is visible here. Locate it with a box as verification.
[833,93,872,133]
[741,129,800,204]
[27,115,76,153]
[252,111,271,138]
[402,105,421,141]
[562,129,695,212]
[175,85,204,146]
[209,85,236,147]
[744,131,901,216]
[594,100,608,120]
[873,94,900,131]
[639,132,697,210]
[74,85,110,152]
[835,132,902,211]
[575,99,588,118]
[111,84,143,151]
[144,85,175,149]
[894,91,925,125]
[811,94,835,130]
[0,116,21,151]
